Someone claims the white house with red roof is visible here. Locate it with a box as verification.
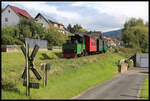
[35,13,67,34]
[2,5,32,27]
[101,35,117,46]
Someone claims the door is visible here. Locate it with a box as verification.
[140,58,148,67]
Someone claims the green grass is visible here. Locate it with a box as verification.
[140,76,149,99]
[2,50,128,99]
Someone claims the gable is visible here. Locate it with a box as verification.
[2,6,20,27]
[8,5,32,19]
[35,14,49,28]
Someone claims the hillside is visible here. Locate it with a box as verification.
[2,50,129,99]
[102,29,122,39]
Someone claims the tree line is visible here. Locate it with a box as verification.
[66,24,88,33]
[2,18,87,48]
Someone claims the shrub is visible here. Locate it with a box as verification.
[14,39,24,45]
[2,34,23,45]
[106,47,115,53]
[118,48,140,58]
[126,59,134,68]
[2,27,19,38]
[2,34,15,45]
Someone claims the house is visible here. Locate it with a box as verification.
[2,5,32,27]
[34,13,66,34]
[48,19,66,34]
[101,35,117,46]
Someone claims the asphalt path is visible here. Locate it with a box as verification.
[72,67,148,100]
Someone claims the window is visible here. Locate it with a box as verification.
[8,10,10,13]
[5,18,8,22]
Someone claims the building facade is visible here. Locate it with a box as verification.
[2,5,32,27]
[35,13,66,34]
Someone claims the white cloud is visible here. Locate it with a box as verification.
[70,2,149,31]
[2,2,81,20]
[96,2,148,22]
[2,1,148,32]
[71,2,148,23]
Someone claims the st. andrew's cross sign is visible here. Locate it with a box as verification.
[21,42,41,96]
[21,44,41,81]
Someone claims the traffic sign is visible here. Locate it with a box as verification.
[21,43,41,96]
[21,44,41,80]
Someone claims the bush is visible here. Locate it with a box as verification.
[118,48,140,58]
[126,59,134,68]
[2,34,23,45]
[2,34,15,45]
[2,27,19,38]
[106,47,115,53]
[14,39,24,45]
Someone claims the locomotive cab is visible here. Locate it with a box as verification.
[62,35,85,58]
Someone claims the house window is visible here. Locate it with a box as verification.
[8,10,10,13]
[41,23,43,26]
[5,18,8,22]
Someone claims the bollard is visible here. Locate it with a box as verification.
[41,63,50,87]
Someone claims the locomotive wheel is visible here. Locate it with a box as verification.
[83,50,88,56]
[77,54,81,57]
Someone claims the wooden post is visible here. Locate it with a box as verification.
[45,68,47,86]
[43,63,45,87]
[26,42,30,96]
[43,63,47,87]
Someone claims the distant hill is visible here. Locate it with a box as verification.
[102,29,122,39]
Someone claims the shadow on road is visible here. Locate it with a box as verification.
[120,94,137,98]
[140,71,148,74]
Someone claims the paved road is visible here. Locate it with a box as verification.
[73,67,148,100]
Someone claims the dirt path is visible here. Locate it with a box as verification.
[72,67,148,99]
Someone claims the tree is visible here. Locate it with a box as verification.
[145,22,149,26]
[78,28,88,32]
[44,24,68,47]
[67,24,88,33]
[124,18,144,30]
[121,18,148,53]
[17,18,45,39]
[67,24,73,33]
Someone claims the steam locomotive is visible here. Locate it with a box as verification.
[62,32,109,58]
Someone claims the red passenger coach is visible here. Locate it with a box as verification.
[85,36,97,52]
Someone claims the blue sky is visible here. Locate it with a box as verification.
[2,1,148,32]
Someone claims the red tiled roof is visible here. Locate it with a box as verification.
[8,5,32,19]
[101,35,112,41]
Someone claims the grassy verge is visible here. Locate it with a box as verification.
[140,76,149,99]
[2,49,131,99]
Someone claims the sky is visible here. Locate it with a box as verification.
[1,1,149,32]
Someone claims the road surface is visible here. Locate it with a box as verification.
[73,67,148,100]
